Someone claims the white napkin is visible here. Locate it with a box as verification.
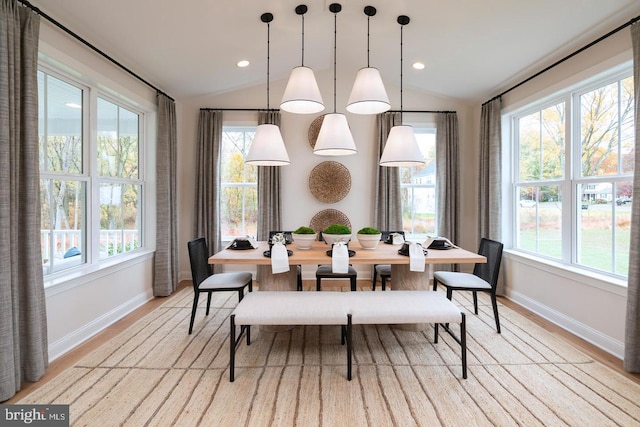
[392,233,405,245]
[409,242,425,272]
[332,242,349,274]
[270,242,290,274]
[246,235,258,248]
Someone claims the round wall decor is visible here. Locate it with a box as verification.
[308,161,351,203]
[309,209,352,234]
[307,114,325,149]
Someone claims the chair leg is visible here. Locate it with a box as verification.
[372,268,377,291]
[238,288,244,302]
[472,291,478,314]
[432,277,439,291]
[490,293,501,333]
[316,277,322,291]
[350,276,356,291]
[446,287,453,300]
[206,292,212,315]
[189,291,200,335]
[381,276,387,291]
[297,269,302,291]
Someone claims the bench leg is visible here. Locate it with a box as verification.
[230,315,236,382]
[347,315,353,381]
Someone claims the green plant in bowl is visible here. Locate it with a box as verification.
[357,226,382,249]
[293,226,316,234]
[322,224,352,245]
[292,226,317,249]
[357,227,381,235]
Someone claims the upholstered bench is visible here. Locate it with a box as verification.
[229,290,466,381]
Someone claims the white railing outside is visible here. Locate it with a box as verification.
[41,229,140,261]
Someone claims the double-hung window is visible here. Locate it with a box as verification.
[220,126,258,240]
[39,67,144,278]
[510,65,634,277]
[400,127,437,238]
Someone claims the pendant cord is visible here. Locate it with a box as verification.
[400,23,404,123]
[333,11,337,113]
[266,21,270,109]
[301,14,305,66]
[366,15,371,68]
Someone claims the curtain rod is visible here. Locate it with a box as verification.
[17,0,174,102]
[387,110,456,114]
[200,108,280,112]
[483,14,640,106]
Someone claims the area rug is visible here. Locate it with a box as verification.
[19,286,640,426]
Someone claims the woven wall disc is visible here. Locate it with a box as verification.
[308,161,351,203]
[309,209,352,234]
[307,115,325,149]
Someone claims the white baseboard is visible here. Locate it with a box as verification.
[508,290,624,359]
[48,291,153,361]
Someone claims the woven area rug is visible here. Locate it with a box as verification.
[20,286,640,426]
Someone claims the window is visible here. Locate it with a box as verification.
[39,68,145,277]
[510,67,634,277]
[220,126,258,240]
[400,128,437,237]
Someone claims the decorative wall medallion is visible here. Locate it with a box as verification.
[308,161,351,203]
[309,209,352,234]
[307,114,325,149]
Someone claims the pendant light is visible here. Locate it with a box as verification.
[379,15,424,167]
[314,3,357,156]
[280,5,324,114]
[346,6,390,115]
[246,13,290,166]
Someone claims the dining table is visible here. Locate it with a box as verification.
[209,239,485,331]
[208,239,485,291]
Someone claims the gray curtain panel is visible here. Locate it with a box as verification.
[478,97,505,293]
[153,94,178,296]
[374,112,403,230]
[435,112,460,272]
[0,0,48,401]
[194,110,223,272]
[624,22,640,373]
[256,111,283,284]
[436,112,460,244]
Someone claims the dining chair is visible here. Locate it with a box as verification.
[432,237,504,333]
[372,230,405,291]
[269,231,302,291]
[315,233,357,291]
[187,237,253,334]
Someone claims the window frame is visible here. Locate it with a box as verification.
[507,63,634,280]
[38,63,149,285]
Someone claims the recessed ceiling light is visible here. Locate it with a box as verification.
[412,62,425,70]
[237,60,250,68]
[65,102,82,109]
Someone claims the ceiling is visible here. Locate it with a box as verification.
[28,0,640,102]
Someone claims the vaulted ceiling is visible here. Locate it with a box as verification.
[28,0,640,102]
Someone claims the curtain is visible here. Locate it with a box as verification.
[374,112,403,230]
[153,94,178,296]
[624,22,640,373]
[194,110,223,272]
[435,113,460,272]
[478,97,502,241]
[256,111,283,283]
[436,112,460,244]
[478,97,505,293]
[0,0,48,401]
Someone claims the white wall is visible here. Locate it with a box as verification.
[494,29,633,358]
[38,22,157,360]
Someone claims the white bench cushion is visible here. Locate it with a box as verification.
[233,291,349,325]
[347,291,462,324]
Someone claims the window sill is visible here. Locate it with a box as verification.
[503,249,627,297]
[44,249,155,297]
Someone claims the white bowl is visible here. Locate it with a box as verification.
[357,233,382,249]
[322,233,351,246]
[291,233,316,250]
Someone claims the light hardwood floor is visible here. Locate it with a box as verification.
[6,280,640,403]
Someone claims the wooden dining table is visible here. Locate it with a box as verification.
[208,239,485,291]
